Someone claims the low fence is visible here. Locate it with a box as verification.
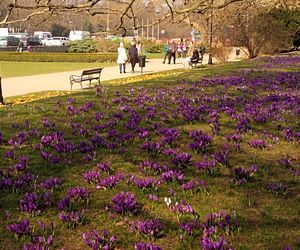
[0,46,67,53]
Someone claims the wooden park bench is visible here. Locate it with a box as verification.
[190,57,203,69]
[70,68,103,90]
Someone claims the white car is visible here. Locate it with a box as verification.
[44,37,69,46]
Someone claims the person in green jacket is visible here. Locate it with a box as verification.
[162,41,170,64]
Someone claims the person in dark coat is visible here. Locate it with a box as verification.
[190,49,200,64]
[168,40,177,64]
[129,42,139,73]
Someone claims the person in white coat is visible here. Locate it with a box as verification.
[117,42,128,73]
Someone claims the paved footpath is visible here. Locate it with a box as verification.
[2,57,201,98]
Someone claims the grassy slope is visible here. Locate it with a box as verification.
[0,59,299,250]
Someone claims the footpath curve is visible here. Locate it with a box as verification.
[2,57,203,98]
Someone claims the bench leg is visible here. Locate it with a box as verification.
[70,81,73,91]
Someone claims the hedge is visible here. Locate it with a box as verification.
[0,52,117,63]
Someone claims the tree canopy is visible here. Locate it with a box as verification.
[0,0,299,35]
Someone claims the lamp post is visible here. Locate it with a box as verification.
[208,0,213,65]
[0,77,4,105]
[106,0,110,32]
[151,18,154,40]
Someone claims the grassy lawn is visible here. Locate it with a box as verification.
[0,57,299,250]
[0,61,114,78]
[0,53,162,78]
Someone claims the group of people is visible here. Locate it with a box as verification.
[117,38,206,73]
[117,41,142,74]
[162,39,205,67]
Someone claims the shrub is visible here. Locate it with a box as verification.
[68,39,97,53]
[95,38,120,52]
[210,46,231,63]
[142,40,163,53]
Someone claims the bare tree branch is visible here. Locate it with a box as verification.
[0,0,299,34]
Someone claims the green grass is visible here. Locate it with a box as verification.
[0,52,162,78]
[0,61,114,78]
[0,58,299,250]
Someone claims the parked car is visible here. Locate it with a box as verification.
[44,36,69,46]
[33,31,53,45]
[0,36,20,47]
[26,36,42,46]
[54,37,69,45]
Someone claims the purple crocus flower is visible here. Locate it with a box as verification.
[133,218,164,239]
[132,177,157,190]
[42,177,62,190]
[139,161,169,175]
[181,179,206,192]
[170,200,195,216]
[265,183,287,195]
[180,220,201,239]
[5,149,14,159]
[111,192,137,215]
[204,211,239,233]
[97,162,111,174]
[148,194,159,201]
[160,169,184,183]
[57,196,71,211]
[248,139,266,149]
[200,229,227,250]
[82,229,117,250]
[213,144,230,167]
[158,127,180,146]
[42,118,55,130]
[68,187,89,202]
[7,219,31,237]
[171,152,192,168]
[59,210,86,228]
[140,141,161,154]
[83,171,101,184]
[134,242,162,250]
[19,192,39,215]
[14,156,29,172]
[96,175,122,189]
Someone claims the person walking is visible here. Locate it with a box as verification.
[117,42,127,74]
[168,40,177,64]
[17,40,24,52]
[128,42,139,73]
[136,41,143,56]
[177,39,183,58]
[182,40,187,58]
[162,41,169,64]
[199,43,206,59]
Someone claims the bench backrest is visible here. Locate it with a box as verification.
[82,68,102,76]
